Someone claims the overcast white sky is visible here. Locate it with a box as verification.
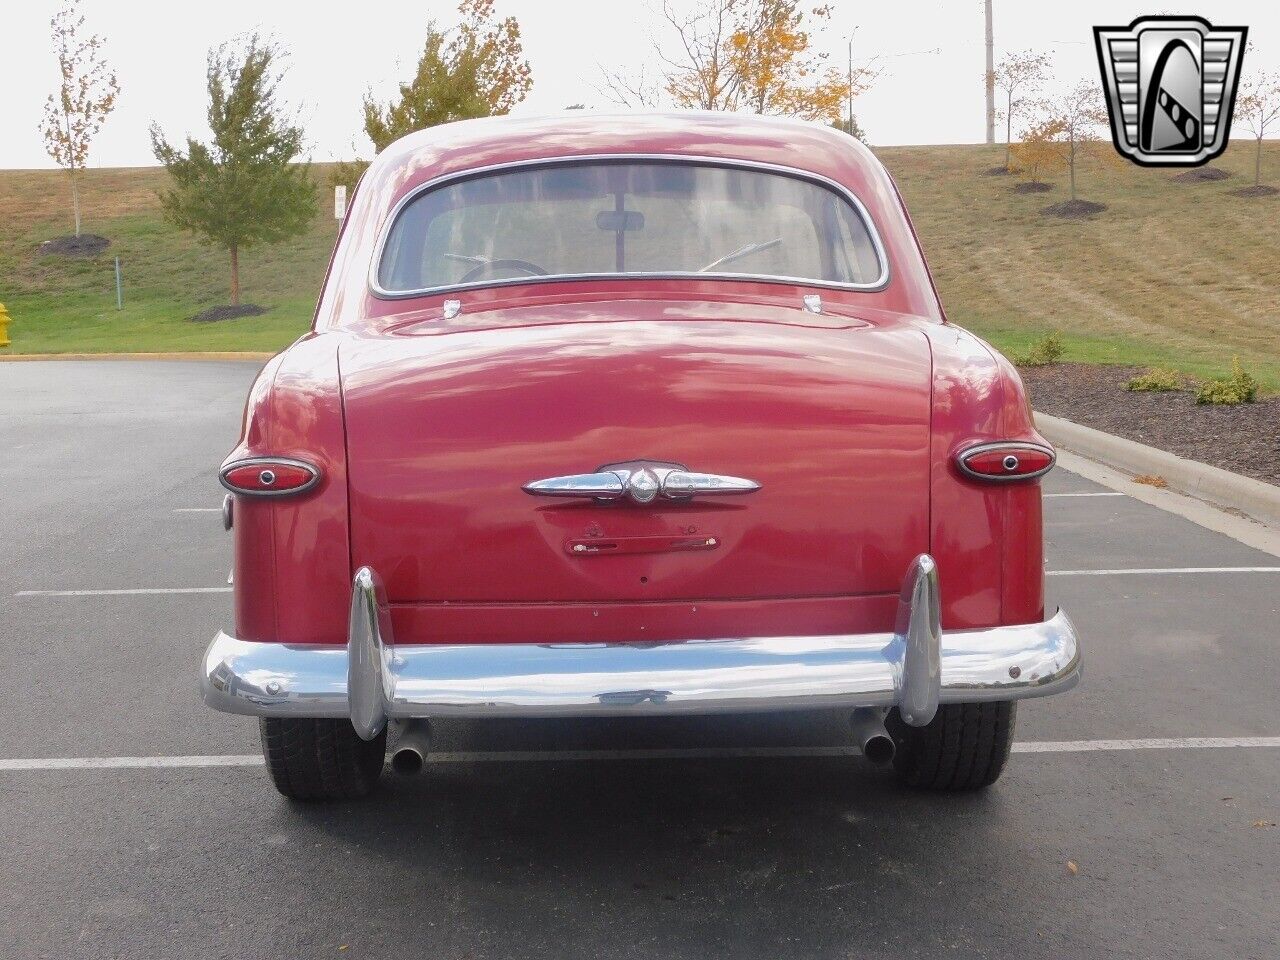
[2,1,1275,169]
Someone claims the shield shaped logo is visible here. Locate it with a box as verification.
[1094,15,1248,167]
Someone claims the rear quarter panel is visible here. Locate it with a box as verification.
[227,335,351,644]
[924,324,1046,628]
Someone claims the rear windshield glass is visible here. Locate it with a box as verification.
[376,160,885,294]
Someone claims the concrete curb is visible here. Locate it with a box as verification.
[1036,411,1280,527]
[0,351,274,362]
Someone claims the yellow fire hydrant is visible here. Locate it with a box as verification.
[0,302,11,348]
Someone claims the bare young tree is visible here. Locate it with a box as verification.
[1039,80,1110,202]
[597,63,664,109]
[601,0,871,122]
[655,0,743,110]
[993,50,1050,172]
[39,0,120,237]
[1235,49,1280,188]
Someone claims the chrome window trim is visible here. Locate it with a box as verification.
[955,441,1057,483]
[368,154,892,300]
[218,456,322,498]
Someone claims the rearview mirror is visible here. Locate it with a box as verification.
[595,210,645,232]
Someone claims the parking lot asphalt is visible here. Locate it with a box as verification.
[2,360,1277,960]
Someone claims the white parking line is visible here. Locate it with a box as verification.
[1044,492,1126,498]
[173,508,221,513]
[14,587,233,597]
[1047,567,1280,577]
[1013,737,1280,753]
[1,755,261,770]
[3,737,1278,771]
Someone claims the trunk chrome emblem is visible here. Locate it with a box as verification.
[523,460,761,504]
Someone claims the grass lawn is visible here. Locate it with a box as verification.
[1,145,1278,387]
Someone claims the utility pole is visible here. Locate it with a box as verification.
[984,0,995,144]
[847,27,859,135]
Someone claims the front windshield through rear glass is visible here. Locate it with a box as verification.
[375,160,885,294]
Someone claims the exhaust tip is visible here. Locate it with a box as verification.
[862,734,896,766]
[391,748,425,776]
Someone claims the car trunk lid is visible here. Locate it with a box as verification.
[340,300,932,606]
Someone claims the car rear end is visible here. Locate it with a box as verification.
[201,116,1079,800]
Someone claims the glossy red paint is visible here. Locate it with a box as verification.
[341,306,931,608]
[223,113,1049,646]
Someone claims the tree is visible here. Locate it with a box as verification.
[1235,50,1280,187]
[39,0,120,237]
[150,36,317,308]
[1035,81,1111,202]
[603,0,872,123]
[992,49,1050,172]
[362,0,531,153]
[1010,117,1066,184]
[831,115,870,145]
[729,1,857,119]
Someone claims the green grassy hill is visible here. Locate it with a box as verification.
[2,144,1278,385]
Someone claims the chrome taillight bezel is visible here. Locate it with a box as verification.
[218,456,321,497]
[955,441,1056,483]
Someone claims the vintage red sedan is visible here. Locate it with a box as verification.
[202,112,1080,801]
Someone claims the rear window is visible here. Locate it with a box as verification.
[375,160,886,295]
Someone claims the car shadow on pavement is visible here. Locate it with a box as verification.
[258,752,1029,955]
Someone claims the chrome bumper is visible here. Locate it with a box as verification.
[201,555,1081,740]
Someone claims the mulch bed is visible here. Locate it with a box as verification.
[1012,181,1052,194]
[1021,363,1280,486]
[1171,167,1230,183]
[1228,185,1279,198]
[190,304,268,323]
[38,234,110,257]
[981,165,1014,176]
[1041,199,1107,218]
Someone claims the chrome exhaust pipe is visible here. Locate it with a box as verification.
[849,708,895,766]
[389,719,432,775]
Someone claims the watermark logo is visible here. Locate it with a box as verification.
[1094,15,1247,167]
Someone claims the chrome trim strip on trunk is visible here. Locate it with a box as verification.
[201,556,1081,733]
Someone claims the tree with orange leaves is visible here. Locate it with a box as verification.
[1010,117,1067,185]
[603,0,872,123]
[39,0,120,237]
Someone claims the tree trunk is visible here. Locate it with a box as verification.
[230,245,241,307]
[1005,93,1013,171]
[70,170,81,237]
[1257,136,1264,187]
[1069,136,1077,202]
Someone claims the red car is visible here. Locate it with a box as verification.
[202,112,1080,801]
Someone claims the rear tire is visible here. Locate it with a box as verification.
[885,701,1016,791]
[259,718,386,801]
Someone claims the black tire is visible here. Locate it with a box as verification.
[259,718,386,801]
[885,701,1016,791]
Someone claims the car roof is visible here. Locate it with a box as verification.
[364,111,889,202]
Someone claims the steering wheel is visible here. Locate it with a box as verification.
[459,259,550,284]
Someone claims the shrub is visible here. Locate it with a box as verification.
[1126,368,1181,392]
[1195,357,1258,405]
[1014,332,1065,367]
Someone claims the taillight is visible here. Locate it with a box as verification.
[219,457,320,496]
[955,442,1055,482]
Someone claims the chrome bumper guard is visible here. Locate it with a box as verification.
[201,555,1081,740]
